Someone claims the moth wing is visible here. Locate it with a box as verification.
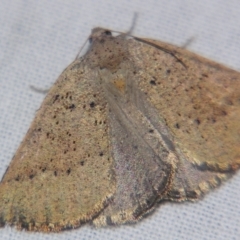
[87,28,240,225]
[128,37,240,198]
[93,84,173,226]
[0,59,115,232]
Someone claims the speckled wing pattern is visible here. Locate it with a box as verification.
[88,28,240,226]
[0,28,239,232]
[0,55,116,231]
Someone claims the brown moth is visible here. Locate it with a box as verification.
[0,28,239,232]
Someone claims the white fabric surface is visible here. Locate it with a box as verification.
[0,1,239,239]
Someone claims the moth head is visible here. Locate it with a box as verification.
[89,28,113,44]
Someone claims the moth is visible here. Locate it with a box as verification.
[0,28,239,232]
